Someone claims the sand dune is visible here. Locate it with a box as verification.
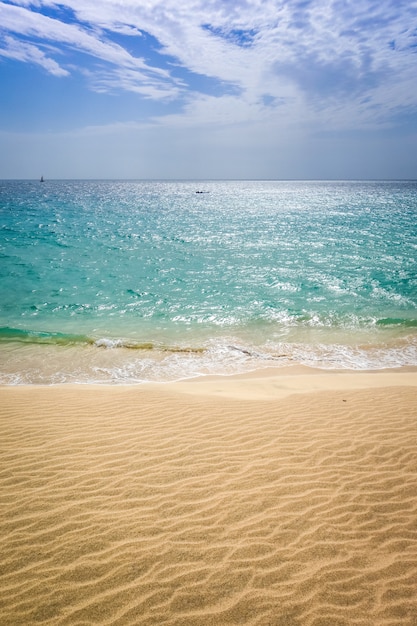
[1,370,417,625]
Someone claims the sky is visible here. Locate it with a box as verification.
[0,0,416,180]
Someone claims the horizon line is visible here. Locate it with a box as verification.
[2,177,417,183]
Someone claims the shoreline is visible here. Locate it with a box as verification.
[1,327,417,385]
[1,362,417,394]
[1,368,417,624]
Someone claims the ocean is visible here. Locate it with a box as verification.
[1,179,416,384]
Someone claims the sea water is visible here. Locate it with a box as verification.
[1,179,416,384]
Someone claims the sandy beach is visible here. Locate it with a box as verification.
[1,368,417,625]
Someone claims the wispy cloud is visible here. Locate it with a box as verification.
[0,1,181,98]
[0,34,69,75]
[1,0,416,130]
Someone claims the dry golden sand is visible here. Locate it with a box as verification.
[1,368,417,626]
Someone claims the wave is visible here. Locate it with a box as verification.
[2,315,417,353]
[375,317,417,327]
[94,337,205,353]
[0,327,94,346]
[0,327,206,353]
[0,327,289,358]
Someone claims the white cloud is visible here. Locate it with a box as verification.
[1,0,417,132]
[85,66,182,99]
[0,1,179,97]
[0,34,69,76]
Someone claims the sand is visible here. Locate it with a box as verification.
[1,368,417,625]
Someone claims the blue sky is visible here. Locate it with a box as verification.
[0,0,416,179]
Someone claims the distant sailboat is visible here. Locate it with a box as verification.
[40,175,44,182]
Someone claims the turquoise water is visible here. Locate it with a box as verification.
[1,179,416,383]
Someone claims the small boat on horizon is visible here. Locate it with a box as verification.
[40,176,44,182]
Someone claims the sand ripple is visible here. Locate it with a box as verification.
[1,382,417,625]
